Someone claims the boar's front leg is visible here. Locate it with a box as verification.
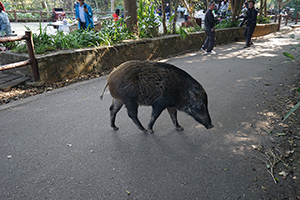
[125,100,147,133]
[167,107,184,131]
[110,98,123,131]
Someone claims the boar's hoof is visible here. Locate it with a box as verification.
[175,126,184,131]
[147,128,154,134]
[112,126,119,131]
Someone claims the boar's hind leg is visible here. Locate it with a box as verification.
[167,107,184,131]
[110,98,123,131]
[125,100,147,133]
[147,105,166,134]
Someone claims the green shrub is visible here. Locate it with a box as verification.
[215,17,239,29]
[137,0,161,38]
[12,21,134,54]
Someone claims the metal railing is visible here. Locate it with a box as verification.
[0,31,39,81]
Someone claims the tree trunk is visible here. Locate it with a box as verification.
[124,0,138,35]
[111,0,114,12]
[230,0,244,22]
[162,0,167,34]
[94,0,99,10]
[172,0,179,34]
[264,0,267,17]
[41,1,48,10]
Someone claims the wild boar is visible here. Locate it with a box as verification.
[100,60,213,133]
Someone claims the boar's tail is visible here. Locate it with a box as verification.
[100,83,108,100]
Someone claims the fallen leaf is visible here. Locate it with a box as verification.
[279,171,289,176]
[126,191,131,195]
[277,133,287,136]
[223,168,229,171]
[261,186,267,190]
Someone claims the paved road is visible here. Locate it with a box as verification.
[1,29,299,199]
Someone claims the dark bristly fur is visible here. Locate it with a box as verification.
[101,60,213,133]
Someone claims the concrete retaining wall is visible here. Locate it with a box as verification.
[0,23,279,84]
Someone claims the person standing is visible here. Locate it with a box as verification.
[0,3,12,35]
[165,3,170,19]
[201,1,219,54]
[113,8,120,22]
[75,0,94,30]
[0,1,5,11]
[219,0,228,16]
[243,0,257,48]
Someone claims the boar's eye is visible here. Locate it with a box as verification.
[197,103,205,111]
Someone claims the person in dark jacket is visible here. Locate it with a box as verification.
[243,0,257,48]
[201,1,220,54]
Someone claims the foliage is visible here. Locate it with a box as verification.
[282,34,300,63]
[137,0,161,38]
[12,21,134,54]
[257,15,272,24]
[215,17,239,29]
[282,33,300,122]
[178,27,188,39]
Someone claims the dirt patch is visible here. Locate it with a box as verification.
[0,71,110,105]
[249,68,300,198]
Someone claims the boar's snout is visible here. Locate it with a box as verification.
[205,123,214,129]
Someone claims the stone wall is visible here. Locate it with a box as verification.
[0,23,279,84]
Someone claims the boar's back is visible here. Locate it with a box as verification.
[107,60,201,106]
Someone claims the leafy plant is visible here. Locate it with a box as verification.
[12,20,134,54]
[137,0,161,38]
[257,15,271,24]
[215,17,239,29]
[179,27,188,40]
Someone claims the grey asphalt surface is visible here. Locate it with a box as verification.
[1,28,300,199]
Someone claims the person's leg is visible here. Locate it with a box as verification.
[207,31,215,52]
[80,21,86,30]
[244,27,250,47]
[247,26,255,45]
[202,31,210,50]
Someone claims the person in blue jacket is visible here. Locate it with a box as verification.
[75,0,94,30]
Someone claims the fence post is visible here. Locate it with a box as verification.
[296,12,299,24]
[40,11,44,22]
[13,10,17,22]
[25,31,39,81]
[285,14,288,25]
[278,14,282,31]
[274,14,277,23]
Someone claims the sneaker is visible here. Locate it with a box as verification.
[243,45,250,48]
[204,50,216,55]
[205,50,216,54]
[200,47,206,52]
